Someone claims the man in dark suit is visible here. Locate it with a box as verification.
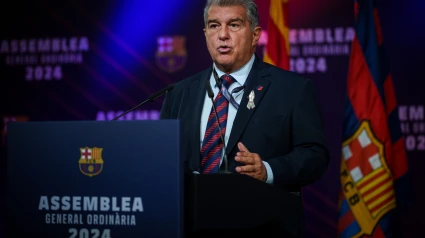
[160,0,329,237]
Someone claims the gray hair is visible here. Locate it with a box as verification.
[203,0,259,31]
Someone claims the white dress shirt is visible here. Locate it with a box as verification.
[199,54,274,184]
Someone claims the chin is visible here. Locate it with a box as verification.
[215,56,234,68]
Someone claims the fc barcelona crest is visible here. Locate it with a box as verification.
[340,121,396,237]
[79,147,104,177]
[155,36,187,73]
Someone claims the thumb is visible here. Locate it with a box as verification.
[238,142,249,152]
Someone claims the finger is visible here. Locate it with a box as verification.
[236,165,255,173]
[236,151,253,157]
[235,155,255,165]
[237,142,250,153]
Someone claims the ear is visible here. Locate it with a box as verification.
[252,26,262,47]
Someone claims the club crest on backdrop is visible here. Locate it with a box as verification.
[155,36,187,73]
[340,121,395,236]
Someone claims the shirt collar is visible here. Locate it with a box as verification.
[212,54,255,87]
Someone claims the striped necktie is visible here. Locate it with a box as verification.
[200,74,235,174]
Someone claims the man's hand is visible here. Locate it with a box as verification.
[235,142,267,182]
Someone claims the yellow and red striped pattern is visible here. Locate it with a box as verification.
[263,0,290,70]
[356,168,395,218]
[91,147,103,161]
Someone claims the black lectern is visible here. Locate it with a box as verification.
[184,173,303,238]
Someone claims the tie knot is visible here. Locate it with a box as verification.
[220,74,236,89]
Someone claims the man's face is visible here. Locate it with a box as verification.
[204,5,261,74]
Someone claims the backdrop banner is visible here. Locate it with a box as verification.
[1,0,423,237]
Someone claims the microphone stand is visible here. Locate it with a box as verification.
[111,84,174,121]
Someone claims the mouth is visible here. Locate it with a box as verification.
[217,46,231,53]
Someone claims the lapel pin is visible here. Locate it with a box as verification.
[256,85,263,91]
[247,90,255,110]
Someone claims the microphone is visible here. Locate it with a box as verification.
[111,84,175,121]
[205,80,231,173]
[212,68,221,88]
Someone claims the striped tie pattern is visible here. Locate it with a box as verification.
[200,74,235,173]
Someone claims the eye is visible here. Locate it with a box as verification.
[209,24,219,29]
[229,23,241,31]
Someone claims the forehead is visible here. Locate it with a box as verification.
[207,5,248,22]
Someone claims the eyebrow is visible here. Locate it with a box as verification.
[228,18,244,23]
[207,18,244,25]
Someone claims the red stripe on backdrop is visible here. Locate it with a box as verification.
[338,209,355,233]
[388,138,408,179]
[373,9,383,45]
[266,19,289,69]
[383,74,397,116]
[281,1,289,28]
[347,37,392,165]
[363,225,385,238]
[354,2,359,18]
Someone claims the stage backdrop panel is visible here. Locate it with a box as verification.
[1,0,424,237]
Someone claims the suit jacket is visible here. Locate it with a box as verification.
[160,55,329,237]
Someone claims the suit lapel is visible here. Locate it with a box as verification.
[226,58,271,154]
[189,67,212,171]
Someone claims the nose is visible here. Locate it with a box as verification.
[218,25,230,41]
